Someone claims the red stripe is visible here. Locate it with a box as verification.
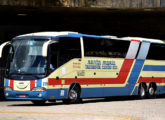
[10,80,14,89]
[138,77,165,83]
[131,39,140,42]
[48,59,134,85]
[30,80,35,90]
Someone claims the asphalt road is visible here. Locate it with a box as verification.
[0,96,164,120]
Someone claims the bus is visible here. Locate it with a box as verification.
[0,32,165,104]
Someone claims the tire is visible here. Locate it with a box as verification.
[63,85,81,104]
[48,100,56,103]
[31,100,46,105]
[138,84,147,99]
[148,85,156,99]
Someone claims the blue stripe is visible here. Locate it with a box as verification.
[132,86,138,95]
[143,65,165,71]
[142,40,151,43]
[127,60,145,94]
[52,33,111,39]
[157,86,165,94]
[82,88,103,98]
[37,79,42,87]
[103,60,145,97]
[5,78,9,87]
[57,33,82,38]
[68,33,111,39]
[82,34,111,39]
[129,41,150,95]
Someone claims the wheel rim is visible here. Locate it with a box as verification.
[149,87,154,96]
[140,87,145,97]
[69,89,78,100]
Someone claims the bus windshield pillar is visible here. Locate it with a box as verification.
[42,40,57,57]
[80,37,84,59]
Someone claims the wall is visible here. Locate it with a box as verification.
[0,0,164,8]
[87,0,161,8]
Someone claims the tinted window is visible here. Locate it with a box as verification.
[147,43,165,60]
[51,37,81,66]
[83,37,130,58]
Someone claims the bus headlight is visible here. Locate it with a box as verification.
[32,87,46,92]
[4,86,13,91]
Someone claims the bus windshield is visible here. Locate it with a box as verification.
[7,39,48,76]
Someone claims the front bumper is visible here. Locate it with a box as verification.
[4,90,47,100]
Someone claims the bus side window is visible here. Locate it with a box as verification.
[58,37,81,67]
[50,43,59,69]
[83,37,130,58]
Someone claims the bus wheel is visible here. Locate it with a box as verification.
[48,100,56,103]
[64,85,81,104]
[148,84,156,98]
[31,100,46,105]
[138,83,147,99]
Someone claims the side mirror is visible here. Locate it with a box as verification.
[0,41,11,58]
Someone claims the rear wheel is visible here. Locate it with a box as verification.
[31,100,46,105]
[138,83,147,99]
[148,84,156,98]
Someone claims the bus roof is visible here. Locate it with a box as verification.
[120,37,164,43]
[14,31,113,39]
[14,32,164,44]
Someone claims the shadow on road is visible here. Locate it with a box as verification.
[7,94,165,107]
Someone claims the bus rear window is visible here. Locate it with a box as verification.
[147,43,165,60]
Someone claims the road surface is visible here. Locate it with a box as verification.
[0,96,164,120]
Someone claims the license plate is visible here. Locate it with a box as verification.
[19,94,26,98]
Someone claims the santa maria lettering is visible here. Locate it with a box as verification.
[85,60,101,69]
[85,60,118,70]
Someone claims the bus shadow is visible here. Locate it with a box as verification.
[8,95,165,107]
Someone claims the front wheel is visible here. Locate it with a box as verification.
[63,86,81,104]
[31,100,46,105]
